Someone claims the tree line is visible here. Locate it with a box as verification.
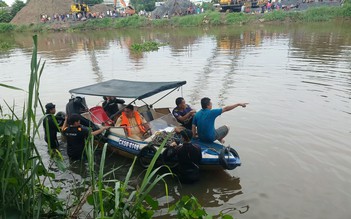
[0,0,25,23]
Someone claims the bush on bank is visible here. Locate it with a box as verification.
[0,23,15,32]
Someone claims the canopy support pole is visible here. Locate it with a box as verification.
[150,86,181,108]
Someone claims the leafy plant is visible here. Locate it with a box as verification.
[0,9,12,23]
[130,41,166,52]
[169,195,209,219]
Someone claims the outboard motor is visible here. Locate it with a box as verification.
[176,142,202,183]
[55,111,66,127]
[66,96,87,115]
[66,96,99,131]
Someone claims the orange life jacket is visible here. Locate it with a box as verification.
[120,111,146,136]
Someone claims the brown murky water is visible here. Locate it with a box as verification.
[1,22,351,218]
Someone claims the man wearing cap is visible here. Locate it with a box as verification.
[43,103,60,150]
[102,96,125,119]
[62,114,110,160]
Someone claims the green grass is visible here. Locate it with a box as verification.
[0,23,15,33]
[225,12,252,24]
[68,16,150,31]
[171,14,205,26]
[262,10,288,21]
[151,18,170,27]
[302,6,340,22]
[206,11,222,25]
[341,3,351,16]
[0,41,12,50]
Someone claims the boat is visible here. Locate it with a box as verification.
[68,79,241,170]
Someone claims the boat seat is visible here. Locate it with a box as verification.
[152,108,170,119]
[109,127,127,137]
[89,106,114,126]
[137,105,154,122]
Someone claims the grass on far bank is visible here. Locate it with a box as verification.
[0,2,351,33]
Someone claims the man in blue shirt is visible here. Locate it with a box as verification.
[192,97,248,143]
[172,97,196,130]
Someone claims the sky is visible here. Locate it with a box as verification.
[2,0,18,6]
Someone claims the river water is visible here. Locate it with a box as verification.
[1,22,351,218]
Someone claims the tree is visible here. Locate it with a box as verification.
[0,1,9,7]
[10,0,25,18]
[130,0,156,12]
[0,9,11,23]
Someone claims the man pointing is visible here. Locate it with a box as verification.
[192,97,248,143]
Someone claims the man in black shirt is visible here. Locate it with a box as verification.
[102,96,125,119]
[43,103,60,150]
[62,114,110,160]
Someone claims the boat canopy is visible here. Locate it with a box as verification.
[69,79,186,100]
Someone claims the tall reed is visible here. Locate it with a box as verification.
[83,133,173,218]
[0,35,64,218]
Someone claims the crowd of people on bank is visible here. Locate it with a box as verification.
[40,8,137,23]
[38,0,342,23]
[39,4,209,23]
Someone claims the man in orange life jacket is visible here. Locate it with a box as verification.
[115,104,149,140]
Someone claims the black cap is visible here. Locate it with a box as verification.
[45,103,55,110]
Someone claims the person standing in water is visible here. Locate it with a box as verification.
[43,103,60,150]
[62,114,110,160]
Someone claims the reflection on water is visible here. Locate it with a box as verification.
[153,169,245,218]
[1,22,351,219]
[189,46,219,105]
[176,171,242,205]
[89,50,104,82]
